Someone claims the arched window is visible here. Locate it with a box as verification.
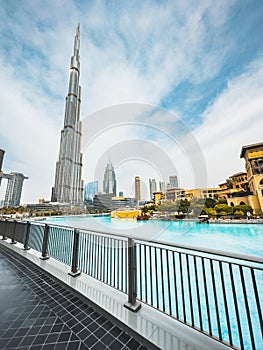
[230,202,234,207]
[240,201,246,205]
[259,178,263,186]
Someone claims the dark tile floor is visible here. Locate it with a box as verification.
[0,244,155,349]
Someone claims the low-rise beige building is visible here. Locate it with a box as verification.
[217,172,251,207]
[149,142,263,215]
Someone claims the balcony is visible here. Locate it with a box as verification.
[1,219,262,350]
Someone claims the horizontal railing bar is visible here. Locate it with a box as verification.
[134,239,263,266]
[29,220,129,241]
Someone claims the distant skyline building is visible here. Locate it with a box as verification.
[51,24,83,204]
[0,149,28,207]
[93,193,113,211]
[159,181,166,192]
[4,172,28,207]
[168,175,178,189]
[103,161,117,196]
[0,149,4,172]
[0,149,5,187]
[84,181,98,204]
[134,176,141,202]
[149,178,157,200]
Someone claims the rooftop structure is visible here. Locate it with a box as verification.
[240,141,263,158]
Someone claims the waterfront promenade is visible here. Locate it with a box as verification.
[0,219,239,350]
[0,244,152,350]
[0,239,232,350]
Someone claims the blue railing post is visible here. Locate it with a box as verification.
[23,221,31,250]
[124,238,141,312]
[69,228,81,277]
[40,224,50,260]
[11,220,17,244]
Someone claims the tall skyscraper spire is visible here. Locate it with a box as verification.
[51,25,83,204]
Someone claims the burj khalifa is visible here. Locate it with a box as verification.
[51,24,83,204]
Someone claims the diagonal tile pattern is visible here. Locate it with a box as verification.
[0,245,154,350]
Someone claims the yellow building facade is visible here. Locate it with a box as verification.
[152,191,163,206]
[111,208,141,219]
[240,142,263,214]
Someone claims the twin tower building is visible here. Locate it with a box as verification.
[51,24,83,205]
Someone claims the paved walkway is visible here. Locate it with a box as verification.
[0,244,154,350]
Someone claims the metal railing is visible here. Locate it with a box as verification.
[78,230,128,293]
[0,219,262,350]
[135,240,263,350]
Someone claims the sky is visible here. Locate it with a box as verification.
[0,0,263,203]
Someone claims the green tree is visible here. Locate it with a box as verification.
[233,205,253,214]
[158,200,178,213]
[234,210,245,217]
[218,198,228,204]
[214,203,233,215]
[204,198,217,208]
[205,208,217,216]
[178,199,190,213]
[142,204,156,214]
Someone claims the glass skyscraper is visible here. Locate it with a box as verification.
[4,172,28,207]
[103,161,117,196]
[159,181,166,192]
[84,181,98,204]
[0,150,28,207]
[169,175,178,189]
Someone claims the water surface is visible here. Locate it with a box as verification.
[43,215,263,257]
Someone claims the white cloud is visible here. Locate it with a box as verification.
[0,60,60,202]
[2,0,261,204]
[80,0,236,115]
[194,57,263,186]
